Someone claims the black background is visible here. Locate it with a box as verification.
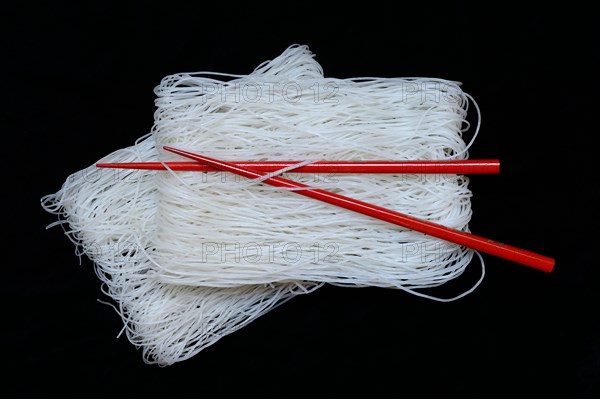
[5,1,599,397]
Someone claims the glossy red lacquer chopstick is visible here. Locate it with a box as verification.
[163,146,554,273]
[96,160,500,174]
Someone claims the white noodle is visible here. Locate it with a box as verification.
[150,44,480,289]
[41,44,483,366]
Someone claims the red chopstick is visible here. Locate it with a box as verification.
[163,146,554,273]
[96,160,500,174]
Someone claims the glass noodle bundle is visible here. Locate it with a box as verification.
[42,44,483,365]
